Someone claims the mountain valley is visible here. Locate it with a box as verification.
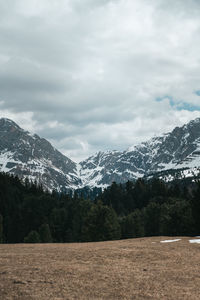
[0,117,200,191]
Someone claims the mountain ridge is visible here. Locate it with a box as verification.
[0,118,80,191]
[0,117,200,190]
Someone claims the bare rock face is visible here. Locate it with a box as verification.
[79,118,200,187]
[0,117,200,191]
[0,118,80,191]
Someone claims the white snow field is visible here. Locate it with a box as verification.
[189,239,200,244]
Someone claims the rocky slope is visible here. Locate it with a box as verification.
[0,117,200,190]
[0,118,80,191]
[79,118,200,187]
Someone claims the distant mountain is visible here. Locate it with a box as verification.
[0,118,80,191]
[79,118,200,187]
[0,117,200,190]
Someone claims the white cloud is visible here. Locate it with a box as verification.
[0,0,200,161]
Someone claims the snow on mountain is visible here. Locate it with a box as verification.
[0,117,200,191]
[79,117,200,186]
[78,150,127,188]
[0,118,81,191]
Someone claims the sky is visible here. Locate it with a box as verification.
[0,0,200,162]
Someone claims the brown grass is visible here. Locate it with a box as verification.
[0,237,200,299]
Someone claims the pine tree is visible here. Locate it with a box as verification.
[120,210,144,239]
[82,201,121,242]
[39,224,52,243]
[0,214,3,243]
[24,230,40,243]
[191,181,200,234]
[144,201,161,236]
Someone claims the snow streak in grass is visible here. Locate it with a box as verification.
[160,239,181,243]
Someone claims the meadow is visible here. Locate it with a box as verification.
[0,237,200,299]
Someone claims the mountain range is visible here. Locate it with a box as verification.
[0,117,200,191]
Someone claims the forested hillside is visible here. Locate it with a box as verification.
[0,172,200,243]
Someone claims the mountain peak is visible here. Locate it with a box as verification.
[0,116,200,190]
[190,117,200,124]
[0,118,80,191]
[0,118,21,129]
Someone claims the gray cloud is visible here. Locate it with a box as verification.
[0,0,200,161]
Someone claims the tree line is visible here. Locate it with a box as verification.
[0,172,199,243]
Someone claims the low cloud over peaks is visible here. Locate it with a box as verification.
[0,0,200,161]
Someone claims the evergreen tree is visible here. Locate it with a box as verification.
[160,198,194,236]
[191,181,200,234]
[151,179,167,198]
[120,210,144,239]
[71,199,92,242]
[144,201,161,236]
[0,214,3,243]
[132,179,150,209]
[50,208,68,242]
[39,224,52,243]
[82,201,121,242]
[24,230,40,243]
[100,182,125,215]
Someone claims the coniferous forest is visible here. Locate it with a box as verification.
[0,172,200,243]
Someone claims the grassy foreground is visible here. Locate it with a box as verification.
[0,237,200,299]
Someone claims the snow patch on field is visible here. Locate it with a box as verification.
[189,239,200,244]
[160,239,181,243]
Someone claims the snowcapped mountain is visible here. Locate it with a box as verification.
[0,118,80,191]
[78,150,144,188]
[0,117,200,190]
[79,117,200,187]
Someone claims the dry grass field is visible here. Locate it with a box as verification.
[0,237,200,300]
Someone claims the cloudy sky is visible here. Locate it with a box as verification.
[0,0,200,162]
